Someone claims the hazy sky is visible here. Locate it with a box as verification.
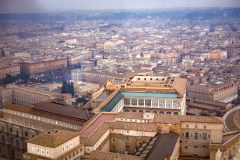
[0,0,240,13]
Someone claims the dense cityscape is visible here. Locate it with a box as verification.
[0,7,240,160]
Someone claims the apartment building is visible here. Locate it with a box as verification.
[20,58,67,75]
[151,52,179,65]
[0,86,54,107]
[188,81,238,103]
[1,102,90,133]
[186,99,232,116]
[71,69,123,85]
[0,88,13,106]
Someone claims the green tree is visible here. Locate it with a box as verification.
[67,81,71,93]
[61,80,68,93]
[75,97,88,106]
[17,73,29,84]
[70,82,75,97]
[3,74,15,85]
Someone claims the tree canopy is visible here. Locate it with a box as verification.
[61,80,75,96]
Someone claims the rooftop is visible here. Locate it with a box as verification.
[26,129,79,148]
[85,151,140,160]
[33,102,90,121]
[224,106,240,131]
[121,73,187,97]
[146,132,179,160]
[100,91,179,112]
[177,115,223,124]
[3,103,87,126]
[80,113,117,137]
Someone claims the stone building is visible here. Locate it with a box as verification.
[23,129,84,160]
[7,111,239,160]
[71,70,123,85]
[1,102,90,133]
[78,112,225,160]
[0,101,90,160]
[0,64,20,80]
[188,81,238,103]
[20,58,67,75]
[0,86,54,107]
[92,73,187,115]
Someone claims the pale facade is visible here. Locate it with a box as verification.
[180,122,222,158]
[0,86,53,107]
[0,64,20,79]
[24,130,84,160]
[27,136,81,159]
[2,106,82,131]
[71,69,123,84]
[0,88,13,106]
[13,87,53,107]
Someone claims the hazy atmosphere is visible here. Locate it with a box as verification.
[0,0,240,160]
[1,0,240,13]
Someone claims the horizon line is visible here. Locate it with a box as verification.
[1,7,240,14]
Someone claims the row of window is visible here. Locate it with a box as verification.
[218,84,234,92]
[124,98,180,108]
[183,132,209,140]
[63,143,73,152]
[4,109,78,130]
[125,109,180,115]
[87,73,113,79]
[8,125,35,138]
[136,77,165,81]
[186,124,207,129]
[32,147,49,155]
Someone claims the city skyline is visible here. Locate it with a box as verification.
[0,0,240,13]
